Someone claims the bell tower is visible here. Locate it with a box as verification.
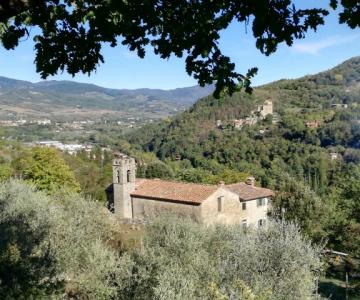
[113,153,136,218]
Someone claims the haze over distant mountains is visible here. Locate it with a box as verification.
[0,77,214,121]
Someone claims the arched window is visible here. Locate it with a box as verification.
[127,170,131,182]
[116,170,121,183]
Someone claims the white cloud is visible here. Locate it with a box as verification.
[292,34,360,55]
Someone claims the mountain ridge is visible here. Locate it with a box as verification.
[0,76,214,99]
[0,76,214,121]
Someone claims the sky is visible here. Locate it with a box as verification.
[0,1,360,90]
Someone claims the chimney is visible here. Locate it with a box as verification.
[246,176,255,187]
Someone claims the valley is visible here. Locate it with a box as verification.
[0,77,213,121]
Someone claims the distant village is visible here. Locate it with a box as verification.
[216,100,351,131]
[215,100,349,162]
[24,140,112,156]
[0,119,52,127]
[0,117,145,129]
[216,100,275,130]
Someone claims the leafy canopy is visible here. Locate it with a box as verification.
[1,1,358,96]
[19,146,80,194]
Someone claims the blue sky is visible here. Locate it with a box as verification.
[0,1,359,90]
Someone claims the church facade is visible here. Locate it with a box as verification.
[109,153,274,227]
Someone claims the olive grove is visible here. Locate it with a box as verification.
[0,180,323,299]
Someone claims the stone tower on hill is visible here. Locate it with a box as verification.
[258,100,273,119]
[112,153,136,218]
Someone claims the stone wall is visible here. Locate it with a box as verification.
[113,156,136,218]
[260,100,273,118]
[132,197,201,221]
[125,190,270,227]
[200,188,246,225]
[200,188,269,226]
[114,184,134,219]
[244,197,269,226]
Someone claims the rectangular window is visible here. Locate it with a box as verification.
[242,202,246,210]
[258,219,266,227]
[218,196,224,212]
[242,219,247,230]
[257,198,266,207]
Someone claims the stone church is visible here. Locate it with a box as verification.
[108,153,274,227]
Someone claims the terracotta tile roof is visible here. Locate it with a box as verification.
[225,183,274,201]
[131,179,218,204]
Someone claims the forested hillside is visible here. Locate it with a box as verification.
[129,57,360,183]
[128,57,360,256]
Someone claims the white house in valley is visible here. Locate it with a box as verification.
[107,153,274,227]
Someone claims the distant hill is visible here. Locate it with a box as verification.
[128,56,360,181]
[0,77,213,121]
[130,56,360,145]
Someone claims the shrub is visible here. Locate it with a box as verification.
[0,180,132,299]
[121,215,323,300]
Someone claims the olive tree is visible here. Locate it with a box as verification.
[120,215,323,300]
[0,180,132,299]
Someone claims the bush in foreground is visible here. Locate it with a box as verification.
[0,180,132,299]
[124,215,323,300]
[0,180,323,299]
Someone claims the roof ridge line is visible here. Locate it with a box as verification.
[136,177,217,187]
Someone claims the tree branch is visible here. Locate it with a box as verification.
[0,0,32,22]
